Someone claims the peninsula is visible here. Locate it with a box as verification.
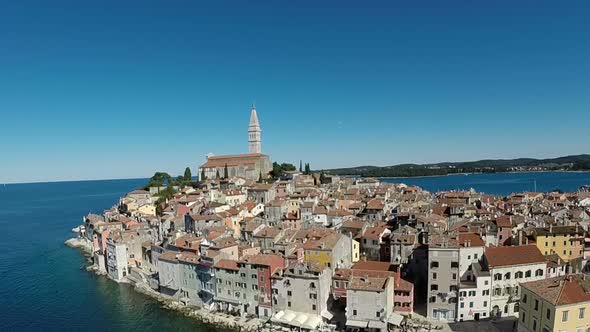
[68,106,590,332]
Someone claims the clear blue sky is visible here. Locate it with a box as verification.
[1,1,589,183]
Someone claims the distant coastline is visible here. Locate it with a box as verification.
[376,170,590,180]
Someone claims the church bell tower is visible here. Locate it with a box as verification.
[248,105,261,154]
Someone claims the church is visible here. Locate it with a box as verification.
[198,106,272,181]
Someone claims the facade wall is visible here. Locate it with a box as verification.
[427,247,459,321]
[490,262,547,318]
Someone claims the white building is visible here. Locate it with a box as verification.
[106,237,128,282]
[346,275,399,332]
[483,245,547,318]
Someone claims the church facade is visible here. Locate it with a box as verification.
[199,106,271,181]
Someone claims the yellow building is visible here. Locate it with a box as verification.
[303,232,351,269]
[137,204,156,216]
[532,226,585,263]
[518,275,590,332]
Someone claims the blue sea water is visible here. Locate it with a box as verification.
[381,172,590,196]
[0,179,218,332]
[1,173,589,331]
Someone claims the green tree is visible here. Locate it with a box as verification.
[320,171,327,184]
[224,163,229,179]
[216,169,221,179]
[258,170,263,183]
[184,167,192,182]
[299,160,303,172]
[200,168,206,181]
[304,163,311,175]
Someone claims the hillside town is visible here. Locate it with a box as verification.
[71,108,590,332]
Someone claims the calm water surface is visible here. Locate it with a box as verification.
[381,171,590,195]
[0,179,219,332]
[1,173,589,331]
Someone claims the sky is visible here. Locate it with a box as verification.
[1,1,589,183]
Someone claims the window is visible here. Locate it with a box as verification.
[452,273,457,280]
[431,261,439,268]
[522,312,526,322]
[515,271,523,279]
[309,293,317,300]
[579,308,585,319]
[562,310,568,322]
[494,288,501,296]
[451,261,459,268]
[523,294,527,304]
[353,309,357,315]
[288,301,291,307]
[546,308,550,319]
[460,302,464,308]
[474,253,478,259]
[376,311,380,318]
[494,273,502,281]
[432,272,437,280]
[310,282,316,289]
[534,299,539,311]
[312,304,316,311]
[287,291,292,296]
[431,284,438,291]
[469,302,474,308]
[483,301,487,307]
[505,272,511,280]
[429,296,435,303]
[525,270,531,278]
[252,274,257,279]
[532,319,537,331]
[535,269,544,277]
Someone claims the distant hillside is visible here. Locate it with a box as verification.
[325,154,590,177]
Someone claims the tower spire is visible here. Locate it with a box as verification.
[248,104,261,154]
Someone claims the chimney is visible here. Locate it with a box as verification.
[550,224,553,233]
[518,230,524,246]
[396,268,401,287]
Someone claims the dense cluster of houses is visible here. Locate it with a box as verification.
[78,174,590,332]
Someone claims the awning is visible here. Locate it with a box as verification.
[301,315,322,330]
[368,320,386,329]
[292,313,309,327]
[271,311,286,324]
[282,310,297,323]
[387,312,404,326]
[346,319,368,328]
[320,309,334,320]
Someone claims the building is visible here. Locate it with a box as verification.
[518,274,590,332]
[484,245,548,318]
[345,275,400,332]
[427,239,459,321]
[303,232,353,270]
[199,106,271,181]
[532,225,585,263]
[270,262,333,330]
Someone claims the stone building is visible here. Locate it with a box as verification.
[199,106,271,181]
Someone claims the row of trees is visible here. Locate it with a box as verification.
[299,160,311,174]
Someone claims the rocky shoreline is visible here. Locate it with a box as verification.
[66,237,264,332]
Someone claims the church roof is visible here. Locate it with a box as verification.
[201,153,268,168]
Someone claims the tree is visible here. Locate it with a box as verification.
[200,168,206,181]
[224,163,229,179]
[184,167,192,182]
[304,163,311,175]
[320,171,327,184]
[258,170,263,183]
[216,169,221,179]
[299,160,303,173]
[144,172,173,189]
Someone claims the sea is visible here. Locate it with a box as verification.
[1,172,589,331]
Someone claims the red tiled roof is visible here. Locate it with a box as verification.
[485,245,545,268]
